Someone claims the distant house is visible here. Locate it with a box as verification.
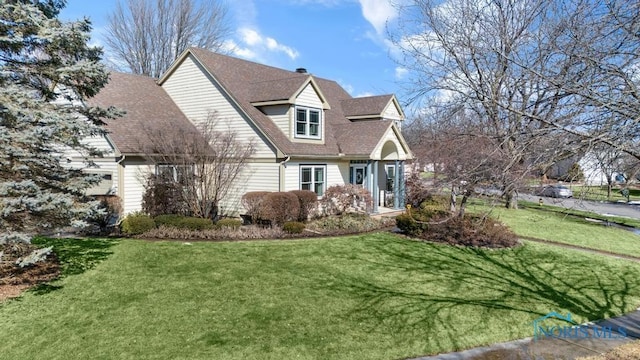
[76,48,412,215]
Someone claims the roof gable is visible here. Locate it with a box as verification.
[249,76,330,109]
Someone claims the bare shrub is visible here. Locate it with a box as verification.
[142,174,185,217]
[139,225,285,241]
[320,184,373,216]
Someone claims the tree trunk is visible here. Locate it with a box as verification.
[606,175,613,199]
[504,190,518,209]
[450,184,457,212]
[458,192,469,218]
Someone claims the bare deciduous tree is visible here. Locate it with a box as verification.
[394,0,571,208]
[105,0,232,78]
[141,113,256,219]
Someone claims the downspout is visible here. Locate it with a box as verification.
[279,155,291,192]
[116,154,126,217]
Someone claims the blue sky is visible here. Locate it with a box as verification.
[60,0,408,100]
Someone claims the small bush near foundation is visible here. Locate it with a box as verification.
[283,221,305,234]
[321,184,372,215]
[289,190,318,221]
[121,212,156,235]
[259,192,300,226]
[307,213,388,234]
[216,218,242,229]
[241,191,270,223]
[140,225,286,241]
[154,214,214,230]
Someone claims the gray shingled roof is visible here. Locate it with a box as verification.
[188,47,396,157]
[92,48,404,158]
[341,95,394,118]
[248,76,309,103]
[87,72,198,155]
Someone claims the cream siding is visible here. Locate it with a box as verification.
[161,54,276,158]
[382,102,403,120]
[61,134,120,195]
[295,84,323,109]
[220,162,280,215]
[261,105,290,138]
[121,159,153,214]
[293,84,325,143]
[372,127,409,161]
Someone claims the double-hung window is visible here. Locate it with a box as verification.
[300,165,325,196]
[295,106,321,139]
[157,164,193,185]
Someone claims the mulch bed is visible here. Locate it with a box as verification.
[0,243,60,301]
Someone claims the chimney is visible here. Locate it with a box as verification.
[295,67,307,74]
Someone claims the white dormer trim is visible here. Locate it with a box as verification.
[250,76,331,110]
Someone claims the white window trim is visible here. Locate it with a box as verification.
[299,164,326,196]
[295,106,322,139]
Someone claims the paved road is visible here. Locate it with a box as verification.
[519,193,640,220]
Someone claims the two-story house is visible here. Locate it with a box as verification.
[80,47,412,216]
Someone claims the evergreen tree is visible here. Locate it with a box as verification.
[0,0,115,243]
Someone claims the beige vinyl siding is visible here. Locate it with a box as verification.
[261,104,291,138]
[220,162,280,215]
[383,102,402,120]
[372,127,409,161]
[293,84,325,143]
[283,161,349,192]
[61,134,119,195]
[161,54,276,158]
[295,84,323,108]
[121,159,153,214]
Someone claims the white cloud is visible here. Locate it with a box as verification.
[232,27,300,61]
[395,66,408,79]
[355,91,375,98]
[358,0,398,35]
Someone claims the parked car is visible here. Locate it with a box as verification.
[538,185,573,198]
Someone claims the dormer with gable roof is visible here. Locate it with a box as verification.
[249,75,330,144]
[341,94,405,130]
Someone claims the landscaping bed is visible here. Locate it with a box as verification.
[0,242,60,301]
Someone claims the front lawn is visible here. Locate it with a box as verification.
[2,234,640,359]
[468,201,640,257]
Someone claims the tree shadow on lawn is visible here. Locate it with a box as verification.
[316,237,640,352]
[29,237,119,295]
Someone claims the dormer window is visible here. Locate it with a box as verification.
[295,106,321,139]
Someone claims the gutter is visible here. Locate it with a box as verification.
[279,155,291,192]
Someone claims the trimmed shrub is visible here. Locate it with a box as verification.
[241,191,270,223]
[259,192,300,226]
[154,214,214,230]
[216,218,242,230]
[307,213,388,234]
[140,225,286,241]
[121,212,156,235]
[289,190,318,221]
[320,184,373,215]
[283,221,305,234]
[395,213,427,237]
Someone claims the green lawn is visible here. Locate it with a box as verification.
[570,185,640,203]
[468,201,640,257]
[2,235,640,359]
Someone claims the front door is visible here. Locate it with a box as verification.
[350,165,367,187]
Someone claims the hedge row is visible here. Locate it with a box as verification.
[241,190,318,225]
[121,213,241,235]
